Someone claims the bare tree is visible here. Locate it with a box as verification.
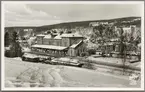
[4,32,10,47]
[5,30,23,57]
[90,24,115,56]
[119,27,127,74]
[119,26,141,75]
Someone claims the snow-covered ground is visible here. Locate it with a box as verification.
[4,57,140,88]
[88,56,141,68]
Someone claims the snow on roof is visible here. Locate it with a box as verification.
[138,43,141,47]
[22,47,31,52]
[29,36,36,40]
[31,44,67,50]
[52,33,57,35]
[70,40,83,48]
[123,27,131,31]
[104,42,114,45]
[110,38,119,42]
[61,33,83,38]
[5,46,10,50]
[24,53,38,58]
[44,34,52,39]
[36,34,45,37]
[54,35,62,39]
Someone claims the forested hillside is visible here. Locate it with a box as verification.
[5,16,141,39]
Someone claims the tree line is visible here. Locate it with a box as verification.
[89,24,141,74]
[90,24,141,56]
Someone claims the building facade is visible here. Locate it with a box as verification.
[31,33,86,57]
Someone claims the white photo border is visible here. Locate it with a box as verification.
[1,0,144,91]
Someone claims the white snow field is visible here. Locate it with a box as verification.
[4,57,140,88]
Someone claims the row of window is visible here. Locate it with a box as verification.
[31,48,67,55]
[37,39,65,46]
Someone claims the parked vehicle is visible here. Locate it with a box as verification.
[51,59,59,65]
[43,60,51,64]
[39,56,51,62]
[66,61,84,67]
[44,59,57,64]
[44,58,84,67]
[21,53,51,63]
[21,53,40,63]
[21,53,83,67]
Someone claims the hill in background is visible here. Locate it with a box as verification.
[5,16,141,37]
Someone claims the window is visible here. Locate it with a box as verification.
[64,42,67,46]
[49,41,51,45]
[57,42,59,46]
[71,49,73,56]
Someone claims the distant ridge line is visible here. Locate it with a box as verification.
[5,16,141,28]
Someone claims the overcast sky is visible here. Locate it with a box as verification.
[4,2,142,27]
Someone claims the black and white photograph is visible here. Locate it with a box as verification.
[1,1,144,91]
